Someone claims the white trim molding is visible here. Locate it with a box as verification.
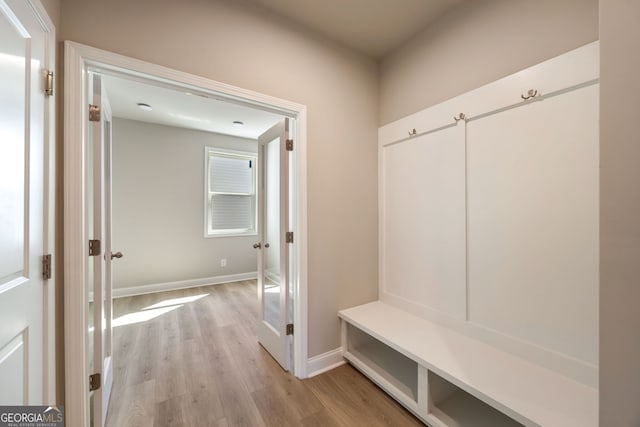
[28,0,58,405]
[306,348,345,378]
[112,272,258,299]
[63,40,90,427]
[63,41,309,426]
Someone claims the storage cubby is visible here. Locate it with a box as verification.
[345,323,418,402]
[428,371,523,427]
[339,302,598,426]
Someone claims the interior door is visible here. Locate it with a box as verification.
[0,0,49,405]
[256,119,292,370]
[87,72,114,427]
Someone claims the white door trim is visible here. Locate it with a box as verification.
[63,41,309,426]
[28,0,57,405]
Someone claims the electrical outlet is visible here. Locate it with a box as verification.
[220,258,227,267]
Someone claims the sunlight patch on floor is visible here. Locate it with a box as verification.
[88,293,210,332]
[112,305,182,328]
[144,293,208,310]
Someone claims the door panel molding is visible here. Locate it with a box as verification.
[0,331,26,404]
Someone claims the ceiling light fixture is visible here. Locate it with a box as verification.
[137,102,153,111]
[232,121,244,127]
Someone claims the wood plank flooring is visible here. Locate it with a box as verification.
[105,280,424,427]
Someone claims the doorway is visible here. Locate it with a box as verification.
[100,70,294,371]
[64,41,308,426]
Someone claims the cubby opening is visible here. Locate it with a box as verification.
[346,323,418,402]
[428,371,524,427]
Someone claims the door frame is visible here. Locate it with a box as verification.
[63,41,309,426]
[32,0,57,405]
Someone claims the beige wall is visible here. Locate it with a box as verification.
[379,0,599,125]
[41,0,60,30]
[112,118,258,290]
[59,0,380,357]
[599,0,640,425]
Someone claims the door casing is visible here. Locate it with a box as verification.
[63,41,308,426]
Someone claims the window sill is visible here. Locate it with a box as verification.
[204,231,258,239]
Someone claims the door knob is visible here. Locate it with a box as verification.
[253,243,262,249]
[264,243,270,248]
[111,251,123,260]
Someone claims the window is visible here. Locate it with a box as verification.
[205,147,257,237]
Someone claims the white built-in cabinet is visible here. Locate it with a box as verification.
[339,42,599,426]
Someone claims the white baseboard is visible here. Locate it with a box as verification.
[112,272,258,299]
[306,347,345,378]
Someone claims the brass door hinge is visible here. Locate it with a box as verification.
[89,373,101,391]
[89,240,101,256]
[286,139,293,151]
[42,254,52,280]
[285,232,294,244]
[44,70,54,97]
[286,324,294,335]
[89,104,101,122]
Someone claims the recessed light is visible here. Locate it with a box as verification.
[137,103,153,111]
[232,121,244,127]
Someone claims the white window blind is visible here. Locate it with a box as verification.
[205,148,257,236]
[209,155,253,194]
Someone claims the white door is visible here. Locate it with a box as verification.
[0,0,50,405]
[256,119,292,370]
[87,73,114,427]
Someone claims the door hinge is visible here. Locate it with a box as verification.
[286,139,293,151]
[44,70,54,97]
[89,373,101,391]
[286,323,294,335]
[89,104,101,122]
[285,232,294,244]
[42,254,52,280]
[89,239,101,256]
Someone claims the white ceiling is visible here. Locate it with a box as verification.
[244,0,462,57]
[102,74,285,139]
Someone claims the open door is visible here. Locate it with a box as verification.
[87,72,115,427]
[0,0,51,405]
[256,118,292,371]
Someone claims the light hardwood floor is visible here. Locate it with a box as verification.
[105,280,424,427]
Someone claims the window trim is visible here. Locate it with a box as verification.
[204,146,258,238]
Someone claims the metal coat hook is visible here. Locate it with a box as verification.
[408,128,417,137]
[521,89,538,100]
[453,113,466,122]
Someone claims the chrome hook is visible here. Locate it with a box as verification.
[521,89,539,100]
[408,128,417,137]
[453,113,466,122]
